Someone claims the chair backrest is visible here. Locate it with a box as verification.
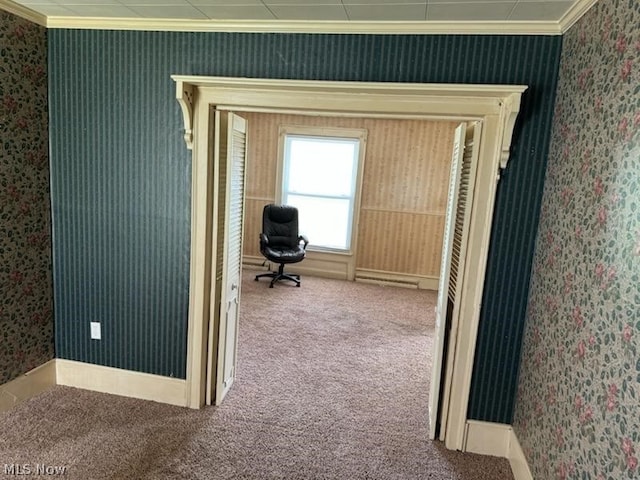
[262,204,299,248]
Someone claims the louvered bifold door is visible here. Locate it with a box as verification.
[448,125,475,303]
[437,122,481,442]
[429,123,467,440]
[207,111,248,406]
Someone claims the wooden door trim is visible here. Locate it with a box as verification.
[173,76,526,451]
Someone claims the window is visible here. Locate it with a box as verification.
[280,128,366,252]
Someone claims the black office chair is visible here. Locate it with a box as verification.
[255,204,309,288]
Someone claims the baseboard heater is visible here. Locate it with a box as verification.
[355,274,419,289]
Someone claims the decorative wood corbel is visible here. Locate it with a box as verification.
[175,80,194,150]
[498,92,523,171]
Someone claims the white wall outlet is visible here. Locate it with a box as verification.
[90,322,101,340]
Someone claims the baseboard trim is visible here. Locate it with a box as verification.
[463,420,533,480]
[355,269,438,290]
[244,254,441,289]
[508,428,534,480]
[283,266,346,280]
[0,360,56,412]
[56,359,188,407]
[244,254,349,281]
[463,420,511,457]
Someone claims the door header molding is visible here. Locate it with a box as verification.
[172,76,525,170]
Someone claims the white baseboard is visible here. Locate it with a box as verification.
[463,420,512,457]
[56,359,188,407]
[0,360,56,412]
[463,420,533,480]
[508,428,534,480]
[1,359,188,411]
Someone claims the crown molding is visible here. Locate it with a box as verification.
[559,0,599,33]
[45,16,563,35]
[4,0,598,36]
[0,0,47,26]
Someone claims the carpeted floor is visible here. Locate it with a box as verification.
[0,270,514,479]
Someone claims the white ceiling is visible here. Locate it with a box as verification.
[12,0,579,22]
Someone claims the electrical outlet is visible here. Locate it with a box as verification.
[90,322,101,340]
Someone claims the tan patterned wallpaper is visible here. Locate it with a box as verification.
[242,112,457,278]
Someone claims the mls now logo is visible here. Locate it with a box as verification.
[3,464,67,475]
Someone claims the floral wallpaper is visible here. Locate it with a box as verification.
[513,0,640,478]
[0,10,53,384]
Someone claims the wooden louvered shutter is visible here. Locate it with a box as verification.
[227,118,247,289]
[429,122,482,441]
[207,111,248,406]
[429,123,467,439]
[448,127,475,302]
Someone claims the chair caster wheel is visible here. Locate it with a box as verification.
[296,283,300,287]
[269,284,274,288]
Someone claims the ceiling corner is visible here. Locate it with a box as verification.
[0,0,47,26]
[558,0,599,33]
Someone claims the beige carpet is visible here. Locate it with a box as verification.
[0,271,514,479]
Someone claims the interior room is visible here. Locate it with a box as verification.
[1,0,638,478]
[241,111,456,286]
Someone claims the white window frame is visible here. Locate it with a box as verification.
[276,125,368,255]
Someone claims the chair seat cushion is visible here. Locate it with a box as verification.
[262,245,306,264]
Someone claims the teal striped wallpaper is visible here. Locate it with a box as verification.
[48,31,561,422]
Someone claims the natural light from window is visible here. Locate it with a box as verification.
[282,134,360,251]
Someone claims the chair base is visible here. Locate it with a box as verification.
[255,263,301,288]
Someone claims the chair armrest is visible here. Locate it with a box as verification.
[259,233,269,247]
[298,235,309,249]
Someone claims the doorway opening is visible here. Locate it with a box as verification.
[172,76,526,451]
[240,110,470,441]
